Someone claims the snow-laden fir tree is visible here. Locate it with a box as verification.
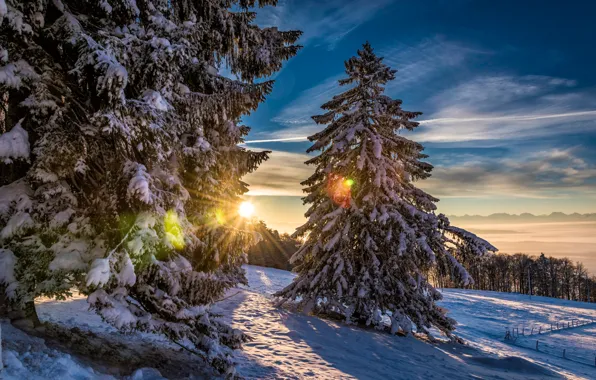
[275,43,496,337]
[0,0,300,374]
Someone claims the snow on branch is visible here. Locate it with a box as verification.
[125,161,154,204]
[0,120,30,163]
[0,60,38,89]
[0,248,18,298]
[86,258,110,288]
[142,90,172,112]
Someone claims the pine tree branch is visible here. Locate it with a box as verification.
[214,290,242,303]
[169,338,208,362]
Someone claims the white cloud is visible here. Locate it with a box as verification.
[271,76,345,127]
[243,150,313,196]
[381,37,489,93]
[242,147,596,204]
[420,148,596,199]
[248,77,596,145]
[413,75,596,143]
[256,0,394,49]
[420,111,596,125]
[428,75,577,111]
[265,37,488,141]
[241,136,310,144]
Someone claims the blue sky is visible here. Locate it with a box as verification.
[237,0,596,232]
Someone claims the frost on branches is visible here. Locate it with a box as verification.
[275,43,496,337]
[0,0,300,374]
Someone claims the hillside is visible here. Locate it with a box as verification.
[2,265,595,379]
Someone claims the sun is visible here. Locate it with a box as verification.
[238,201,255,219]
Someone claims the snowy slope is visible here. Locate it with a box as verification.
[236,265,596,379]
[2,265,596,379]
[440,289,596,376]
[0,320,113,380]
[221,289,556,379]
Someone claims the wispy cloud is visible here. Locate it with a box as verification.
[270,76,344,128]
[256,0,394,49]
[420,111,596,125]
[242,147,596,205]
[413,75,596,143]
[421,148,596,199]
[244,150,313,196]
[241,136,309,144]
[381,37,489,93]
[243,109,596,145]
[263,37,488,141]
[429,75,576,110]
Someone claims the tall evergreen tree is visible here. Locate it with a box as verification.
[0,0,300,374]
[275,43,495,337]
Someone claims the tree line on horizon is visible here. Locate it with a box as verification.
[250,221,596,303]
[247,221,299,271]
[433,252,596,303]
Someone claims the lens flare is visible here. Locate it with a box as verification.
[327,174,353,208]
[238,201,255,218]
[164,210,185,250]
[215,209,226,225]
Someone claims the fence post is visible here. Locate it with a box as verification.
[535,340,539,351]
[539,326,542,334]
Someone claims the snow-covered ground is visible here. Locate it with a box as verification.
[0,318,164,379]
[235,265,596,379]
[2,264,596,379]
[439,289,596,378]
[0,320,112,380]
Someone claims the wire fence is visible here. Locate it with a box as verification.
[504,318,596,367]
[505,318,594,338]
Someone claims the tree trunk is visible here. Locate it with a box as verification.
[23,301,41,327]
[0,286,8,318]
[0,288,41,329]
[0,321,3,371]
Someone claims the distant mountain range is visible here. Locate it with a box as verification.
[448,212,596,223]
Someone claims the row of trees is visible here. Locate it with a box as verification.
[247,221,298,270]
[246,220,596,304]
[245,221,596,305]
[433,252,596,303]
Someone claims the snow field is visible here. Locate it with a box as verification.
[234,266,596,379]
[439,288,596,369]
[2,264,596,379]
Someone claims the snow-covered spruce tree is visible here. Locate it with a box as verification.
[275,43,496,337]
[0,0,300,374]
